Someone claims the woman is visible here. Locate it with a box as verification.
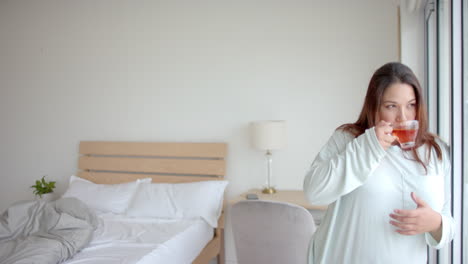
[303,62,455,263]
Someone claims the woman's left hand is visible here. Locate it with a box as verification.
[389,192,442,238]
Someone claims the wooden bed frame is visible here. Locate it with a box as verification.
[77,141,227,264]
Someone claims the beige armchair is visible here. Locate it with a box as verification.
[231,200,316,264]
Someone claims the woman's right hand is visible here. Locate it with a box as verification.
[375,120,396,150]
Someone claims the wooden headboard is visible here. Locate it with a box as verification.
[77,141,227,184]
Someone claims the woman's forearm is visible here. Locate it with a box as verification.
[429,215,443,242]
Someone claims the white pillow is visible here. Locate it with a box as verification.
[126,182,177,218]
[127,180,228,227]
[62,175,150,214]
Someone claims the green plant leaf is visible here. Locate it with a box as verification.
[31,176,56,197]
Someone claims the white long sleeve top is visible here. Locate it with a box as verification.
[303,127,455,264]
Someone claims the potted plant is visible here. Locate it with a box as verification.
[31,176,56,201]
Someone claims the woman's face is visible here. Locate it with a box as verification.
[376,82,417,124]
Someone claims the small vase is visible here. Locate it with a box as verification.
[36,193,55,202]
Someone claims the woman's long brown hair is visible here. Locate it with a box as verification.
[339,62,442,172]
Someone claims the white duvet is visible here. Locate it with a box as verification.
[64,213,214,264]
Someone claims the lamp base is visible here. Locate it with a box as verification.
[262,187,277,194]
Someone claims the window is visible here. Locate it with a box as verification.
[425,0,464,263]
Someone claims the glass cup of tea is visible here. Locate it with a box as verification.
[392,120,419,150]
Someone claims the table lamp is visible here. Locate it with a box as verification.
[250,120,287,194]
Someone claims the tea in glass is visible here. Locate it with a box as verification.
[392,120,419,150]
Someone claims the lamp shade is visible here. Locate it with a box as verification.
[250,120,287,150]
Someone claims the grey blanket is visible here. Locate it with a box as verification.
[0,197,97,264]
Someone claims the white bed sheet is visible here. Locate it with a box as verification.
[64,212,214,264]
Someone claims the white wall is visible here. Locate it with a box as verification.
[400,5,426,87]
[0,1,398,263]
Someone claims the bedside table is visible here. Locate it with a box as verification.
[230,189,327,211]
[230,189,327,226]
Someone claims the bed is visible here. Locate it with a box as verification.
[66,141,227,264]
